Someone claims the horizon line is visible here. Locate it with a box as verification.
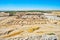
[0,9,60,11]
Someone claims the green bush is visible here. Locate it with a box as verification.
[47,33,55,35]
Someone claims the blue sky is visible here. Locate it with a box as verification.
[0,0,60,10]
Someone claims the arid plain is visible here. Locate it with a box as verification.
[0,11,60,40]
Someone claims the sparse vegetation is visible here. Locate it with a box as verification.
[47,33,55,35]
